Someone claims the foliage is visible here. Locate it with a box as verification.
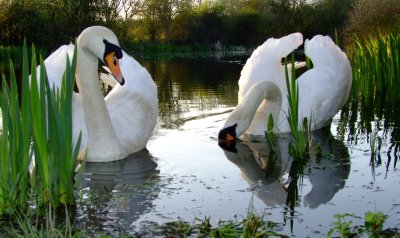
[0,42,32,215]
[0,40,81,215]
[150,209,396,237]
[158,201,283,238]
[344,0,400,45]
[6,206,86,238]
[363,211,387,236]
[345,32,400,149]
[0,46,47,74]
[327,213,354,238]
[0,0,357,51]
[327,211,389,238]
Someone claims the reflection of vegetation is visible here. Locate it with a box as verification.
[0,42,80,215]
[140,58,241,128]
[284,159,307,232]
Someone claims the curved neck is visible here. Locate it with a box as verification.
[76,45,126,161]
[224,80,282,137]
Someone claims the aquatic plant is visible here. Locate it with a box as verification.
[0,44,32,214]
[351,32,400,120]
[265,114,276,151]
[327,211,389,238]
[158,200,282,238]
[327,213,354,238]
[0,45,47,72]
[6,205,85,238]
[284,55,310,160]
[0,40,80,215]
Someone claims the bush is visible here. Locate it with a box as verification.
[344,0,400,45]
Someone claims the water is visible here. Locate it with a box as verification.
[76,57,400,237]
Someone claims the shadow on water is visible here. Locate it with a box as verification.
[75,149,160,235]
[220,127,350,229]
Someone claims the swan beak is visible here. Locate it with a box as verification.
[218,124,238,153]
[104,52,125,85]
[218,124,237,143]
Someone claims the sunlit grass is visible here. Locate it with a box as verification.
[0,40,81,215]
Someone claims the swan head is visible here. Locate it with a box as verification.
[218,124,239,152]
[77,26,125,85]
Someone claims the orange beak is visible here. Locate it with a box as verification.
[225,133,235,142]
[104,51,125,85]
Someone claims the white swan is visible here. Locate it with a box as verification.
[218,33,352,141]
[38,26,158,162]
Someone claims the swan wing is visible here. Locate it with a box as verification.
[100,66,118,87]
[238,33,304,135]
[238,32,303,102]
[38,44,75,90]
[298,35,352,130]
[105,51,158,153]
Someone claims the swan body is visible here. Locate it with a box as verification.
[39,26,158,162]
[219,33,351,140]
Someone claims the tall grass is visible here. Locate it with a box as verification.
[284,55,310,159]
[346,32,400,155]
[0,45,47,72]
[0,40,80,215]
[351,33,400,103]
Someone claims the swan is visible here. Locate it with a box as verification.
[38,26,158,162]
[218,33,352,141]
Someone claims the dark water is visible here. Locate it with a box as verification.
[76,56,400,237]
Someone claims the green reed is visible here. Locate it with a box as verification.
[352,33,400,103]
[284,55,310,160]
[0,45,47,72]
[343,32,400,149]
[0,41,80,215]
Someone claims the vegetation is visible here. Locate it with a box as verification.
[327,211,393,238]
[335,32,400,153]
[0,41,81,215]
[5,206,85,238]
[344,0,400,45]
[152,201,284,237]
[0,46,47,76]
[0,0,357,52]
[284,55,311,160]
[0,0,399,236]
[132,209,398,237]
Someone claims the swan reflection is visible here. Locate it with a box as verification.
[76,149,159,232]
[220,127,350,209]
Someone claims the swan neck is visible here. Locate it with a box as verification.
[227,80,282,137]
[76,42,126,161]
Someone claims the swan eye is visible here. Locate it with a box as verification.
[113,55,118,66]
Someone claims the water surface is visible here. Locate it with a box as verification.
[76,57,400,237]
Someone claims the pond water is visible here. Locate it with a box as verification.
[76,56,400,237]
